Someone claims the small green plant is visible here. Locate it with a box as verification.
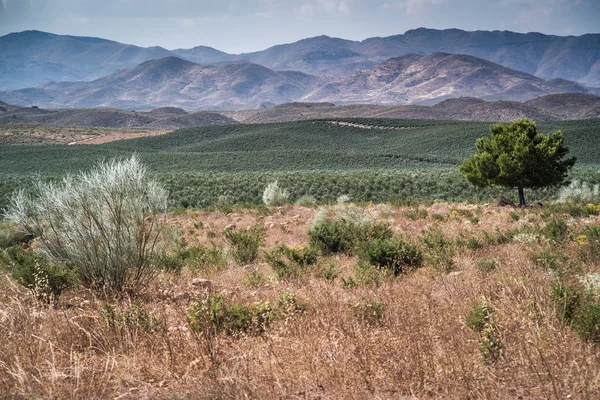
[100,301,162,335]
[215,195,234,214]
[466,237,484,250]
[509,211,520,222]
[353,263,387,287]
[533,251,562,272]
[543,218,569,243]
[5,246,75,304]
[308,208,391,255]
[360,237,423,276]
[224,225,266,264]
[420,227,455,272]
[476,258,497,273]
[317,262,338,282]
[243,269,267,288]
[352,297,384,325]
[466,298,502,364]
[552,281,600,342]
[188,293,273,337]
[186,243,227,273]
[264,244,318,280]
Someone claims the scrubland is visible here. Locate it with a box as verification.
[2,201,600,399]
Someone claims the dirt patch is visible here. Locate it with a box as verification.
[68,130,169,145]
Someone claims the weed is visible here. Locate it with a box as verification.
[360,237,423,276]
[476,259,497,273]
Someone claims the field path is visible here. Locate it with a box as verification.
[326,121,422,130]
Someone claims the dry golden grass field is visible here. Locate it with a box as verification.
[2,202,600,399]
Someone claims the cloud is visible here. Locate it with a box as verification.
[397,0,447,15]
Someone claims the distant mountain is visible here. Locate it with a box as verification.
[0,56,321,110]
[234,28,600,87]
[0,30,173,90]
[2,28,599,92]
[301,53,595,105]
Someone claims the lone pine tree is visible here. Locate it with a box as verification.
[460,119,576,206]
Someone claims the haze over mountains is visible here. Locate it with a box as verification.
[0,28,599,110]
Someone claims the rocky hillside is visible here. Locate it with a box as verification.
[301,53,594,105]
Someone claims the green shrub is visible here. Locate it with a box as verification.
[308,206,392,255]
[533,251,562,272]
[420,227,455,272]
[188,293,273,337]
[100,301,162,334]
[552,281,600,342]
[353,263,387,287]
[224,225,266,264]
[360,237,422,276]
[188,292,306,337]
[264,244,318,280]
[543,218,569,243]
[5,245,75,304]
[215,195,234,214]
[0,222,31,250]
[466,299,502,364]
[186,243,227,272]
[352,297,384,325]
[316,262,338,282]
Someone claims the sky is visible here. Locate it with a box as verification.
[0,0,598,53]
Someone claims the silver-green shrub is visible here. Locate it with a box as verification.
[558,180,600,204]
[4,156,168,294]
[262,181,289,206]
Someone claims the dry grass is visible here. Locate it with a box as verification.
[0,125,166,145]
[1,203,600,399]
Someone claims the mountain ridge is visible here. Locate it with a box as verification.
[1,28,599,91]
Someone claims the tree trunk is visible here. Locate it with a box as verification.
[518,187,526,207]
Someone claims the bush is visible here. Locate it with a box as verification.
[466,298,502,364]
[420,227,455,272]
[308,206,391,255]
[188,292,306,337]
[360,237,422,276]
[552,279,600,342]
[262,181,289,206]
[224,225,266,264]
[0,222,32,250]
[4,156,168,295]
[543,218,569,243]
[264,244,318,280]
[558,180,600,204]
[100,301,162,335]
[5,246,75,304]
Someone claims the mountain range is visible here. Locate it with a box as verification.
[0,28,599,110]
[1,28,599,92]
[0,52,596,110]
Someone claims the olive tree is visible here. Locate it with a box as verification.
[460,119,576,206]
[4,156,168,294]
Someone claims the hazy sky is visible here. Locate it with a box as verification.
[1,0,598,53]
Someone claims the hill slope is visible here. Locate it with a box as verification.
[301,53,594,105]
[0,57,321,110]
[0,30,172,90]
